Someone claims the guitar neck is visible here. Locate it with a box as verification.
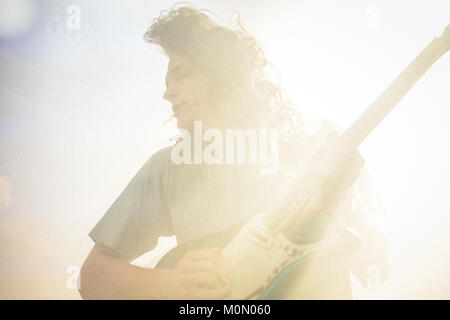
[262,25,449,234]
[344,32,449,149]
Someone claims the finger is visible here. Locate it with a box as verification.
[181,272,219,289]
[341,152,365,180]
[322,163,357,200]
[182,260,222,275]
[353,151,365,170]
[336,164,363,190]
[184,249,222,265]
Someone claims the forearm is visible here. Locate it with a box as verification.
[79,252,171,300]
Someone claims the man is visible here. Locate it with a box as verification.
[79,5,389,299]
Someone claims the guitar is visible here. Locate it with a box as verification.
[156,24,450,299]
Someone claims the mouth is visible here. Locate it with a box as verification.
[172,103,186,116]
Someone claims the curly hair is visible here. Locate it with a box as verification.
[144,3,301,137]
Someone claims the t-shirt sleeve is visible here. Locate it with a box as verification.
[89,151,173,262]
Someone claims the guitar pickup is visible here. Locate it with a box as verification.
[247,225,274,248]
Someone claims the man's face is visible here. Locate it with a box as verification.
[163,54,214,129]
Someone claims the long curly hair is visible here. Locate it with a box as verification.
[144,3,301,137]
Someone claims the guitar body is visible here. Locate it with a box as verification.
[156,214,360,299]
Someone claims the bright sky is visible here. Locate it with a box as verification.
[0,0,449,299]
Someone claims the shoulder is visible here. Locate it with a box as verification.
[137,146,173,180]
[149,145,173,166]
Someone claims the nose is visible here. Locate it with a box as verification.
[163,83,177,103]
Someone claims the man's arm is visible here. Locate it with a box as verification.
[79,243,164,299]
[79,243,231,299]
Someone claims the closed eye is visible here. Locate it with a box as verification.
[166,73,189,86]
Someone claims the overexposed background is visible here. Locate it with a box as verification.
[0,0,449,299]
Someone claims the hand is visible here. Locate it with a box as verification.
[311,130,365,214]
[161,248,232,299]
